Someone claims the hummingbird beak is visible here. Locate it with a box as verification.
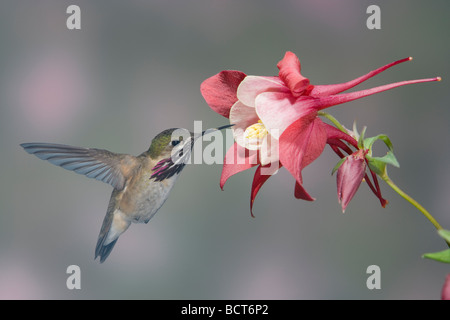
[215,123,235,132]
[189,124,235,149]
[201,123,235,137]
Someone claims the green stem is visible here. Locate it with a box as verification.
[317,111,348,134]
[382,174,450,247]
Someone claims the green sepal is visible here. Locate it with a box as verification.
[366,151,399,176]
[422,230,450,263]
[372,151,400,168]
[438,229,450,243]
[423,249,450,264]
[352,121,360,140]
[363,132,399,177]
[366,156,386,176]
[331,157,347,175]
[357,126,367,150]
[363,134,395,153]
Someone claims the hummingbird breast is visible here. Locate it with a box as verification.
[117,161,180,224]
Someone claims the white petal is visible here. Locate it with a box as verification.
[229,101,260,149]
[255,92,314,139]
[259,133,280,166]
[237,76,289,108]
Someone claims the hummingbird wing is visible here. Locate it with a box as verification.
[20,143,139,190]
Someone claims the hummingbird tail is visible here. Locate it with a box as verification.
[95,207,117,263]
[95,213,130,263]
[95,191,131,263]
[95,239,118,263]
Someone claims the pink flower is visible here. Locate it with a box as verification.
[442,274,450,300]
[201,52,439,215]
[325,124,387,210]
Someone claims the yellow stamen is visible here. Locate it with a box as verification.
[244,120,268,140]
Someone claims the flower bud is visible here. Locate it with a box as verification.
[337,149,367,212]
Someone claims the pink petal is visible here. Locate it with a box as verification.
[237,76,289,108]
[336,151,366,212]
[250,163,281,217]
[442,274,450,300]
[367,169,388,208]
[324,123,358,148]
[220,142,259,189]
[310,57,413,96]
[279,115,327,200]
[294,181,314,201]
[255,92,317,139]
[328,139,354,158]
[200,70,247,118]
[229,101,260,149]
[277,51,311,96]
[313,77,441,111]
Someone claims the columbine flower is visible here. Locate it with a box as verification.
[201,51,440,215]
[326,123,387,210]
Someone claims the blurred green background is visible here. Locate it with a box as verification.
[1,0,449,299]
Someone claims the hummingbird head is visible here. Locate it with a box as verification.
[148,124,233,182]
[147,128,186,160]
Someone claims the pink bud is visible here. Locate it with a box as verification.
[336,149,367,212]
[442,274,450,300]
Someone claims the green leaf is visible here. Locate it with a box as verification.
[438,229,450,243]
[331,157,347,175]
[423,249,450,264]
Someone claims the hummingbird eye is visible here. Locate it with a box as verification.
[171,140,180,147]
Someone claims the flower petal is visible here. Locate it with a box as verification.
[255,92,317,139]
[220,142,259,189]
[324,123,358,148]
[250,163,281,217]
[200,70,247,118]
[237,76,288,108]
[310,57,413,96]
[277,51,310,96]
[259,133,279,166]
[367,169,388,208]
[279,115,327,200]
[294,181,314,201]
[313,77,442,111]
[229,101,260,149]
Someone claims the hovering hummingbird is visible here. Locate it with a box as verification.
[20,124,233,263]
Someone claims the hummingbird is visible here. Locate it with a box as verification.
[20,124,233,263]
